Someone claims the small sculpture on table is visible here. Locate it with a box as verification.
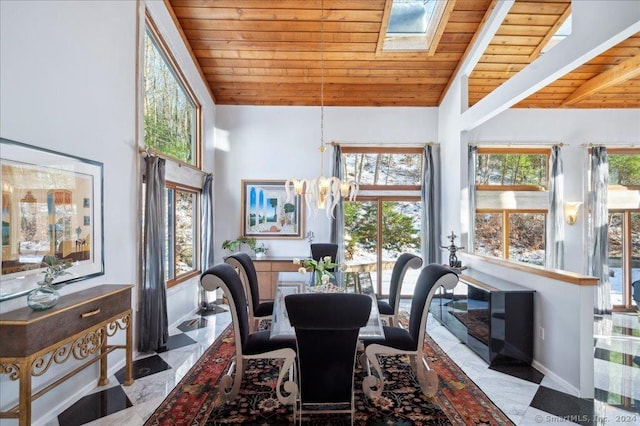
[441,231,465,269]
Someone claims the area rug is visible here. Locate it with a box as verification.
[145,324,513,425]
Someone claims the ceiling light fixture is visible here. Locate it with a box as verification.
[285,0,357,218]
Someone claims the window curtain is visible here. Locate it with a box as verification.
[331,145,346,264]
[545,145,565,269]
[139,156,168,353]
[468,146,478,253]
[421,145,439,263]
[199,173,215,310]
[201,174,214,271]
[589,147,611,315]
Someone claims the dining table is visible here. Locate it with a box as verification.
[270,271,385,339]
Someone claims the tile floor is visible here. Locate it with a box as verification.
[43,307,640,426]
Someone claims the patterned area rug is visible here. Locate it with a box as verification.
[145,324,513,425]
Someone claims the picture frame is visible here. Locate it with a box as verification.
[241,179,304,239]
[0,138,105,301]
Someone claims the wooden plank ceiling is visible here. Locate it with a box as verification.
[168,0,640,108]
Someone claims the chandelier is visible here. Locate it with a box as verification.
[285,0,358,217]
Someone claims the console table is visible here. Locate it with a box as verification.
[252,257,301,300]
[0,284,134,425]
[430,272,534,365]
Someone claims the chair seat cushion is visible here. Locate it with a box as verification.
[254,301,274,317]
[244,330,297,355]
[377,300,394,315]
[362,325,417,351]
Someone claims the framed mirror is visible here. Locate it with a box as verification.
[0,138,104,301]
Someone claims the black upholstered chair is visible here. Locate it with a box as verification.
[633,280,640,306]
[225,252,273,331]
[377,253,423,326]
[310,243,338,271]
[362,263,458,399]
[200,263,297,404]
[285,293,371,424]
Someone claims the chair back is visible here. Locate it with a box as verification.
[632,280,640,304]
[224,252,260,312]
[388,253,423,311]
[408,264,459,349]
[310,243,338,271]
[285,293,371,405]
[200,263,250,351]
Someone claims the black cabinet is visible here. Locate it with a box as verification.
[430,273,534,365]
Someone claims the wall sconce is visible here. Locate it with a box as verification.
[564,202,583,225]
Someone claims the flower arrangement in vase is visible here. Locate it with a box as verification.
[293,256,344,286]
[27,255,73,311]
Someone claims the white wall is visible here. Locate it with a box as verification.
[214,105,437,263]
[0,1,215,424]
[462,255,595,397]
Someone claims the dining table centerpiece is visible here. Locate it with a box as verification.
[293,256,344,286]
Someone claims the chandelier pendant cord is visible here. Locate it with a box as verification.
[284,0,357,218]
[319,0,325,176]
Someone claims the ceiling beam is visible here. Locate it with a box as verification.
[438,0,514,105]
[563,53,640,105]
[460,0,640,131]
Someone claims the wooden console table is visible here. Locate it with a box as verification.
[252,257,301,300]
[0,284,134,426]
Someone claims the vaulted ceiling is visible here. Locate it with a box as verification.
[167,0,640,108]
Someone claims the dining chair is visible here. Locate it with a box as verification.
[200,263,297,404]
[285,293,372,424]
[361,263,458,399]
[377,253,423,327]
[225,252,273,331]
[310,243,338,271]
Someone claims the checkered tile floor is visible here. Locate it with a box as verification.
[41,308,639,425]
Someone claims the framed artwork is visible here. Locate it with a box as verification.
[241,179,303,239]
[0,138,104,301]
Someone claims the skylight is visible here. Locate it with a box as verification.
[382,0,446,51]
[541,14,572,54]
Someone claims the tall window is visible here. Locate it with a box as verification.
[473,148,550,265]
[342,148,423,297]
[607,148,640,310]
[143,14,202,287]
[144,14,200,166]
[166,184,199,286]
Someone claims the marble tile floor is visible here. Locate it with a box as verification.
[44,308,640,426]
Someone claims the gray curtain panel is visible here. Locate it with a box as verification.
[468,146,478,253]
[139,156,169,352]
[545,145,565,270]
[421,145,439,263]
[589,146,611,315]
[331,145,346,264]
[201,174,214,271]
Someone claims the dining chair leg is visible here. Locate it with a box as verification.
[220,356,244,402]
[415,354,438,396]
[271,349,297,405]
[362,345,386,399]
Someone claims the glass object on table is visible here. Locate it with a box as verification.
[27,283,60,310]
[271,271,383,339]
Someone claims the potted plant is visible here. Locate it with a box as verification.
[221,236,256,253]
[254,243,269,258]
